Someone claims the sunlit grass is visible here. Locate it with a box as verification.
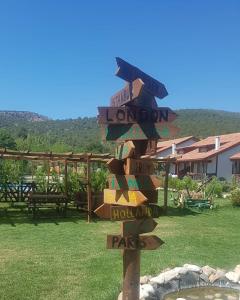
[0,195,239,299]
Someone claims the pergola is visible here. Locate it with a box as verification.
[0,148,113,222]
[0,148,176,221]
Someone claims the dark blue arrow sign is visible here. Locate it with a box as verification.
[115,57,168,99]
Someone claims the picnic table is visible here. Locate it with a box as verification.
[185,198,212,209]
[27,192,68,217]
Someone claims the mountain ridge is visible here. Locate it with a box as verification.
[1,108,240,152]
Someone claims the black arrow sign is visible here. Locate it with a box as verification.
[115,57,168,99]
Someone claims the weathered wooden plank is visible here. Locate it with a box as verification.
[98,107,176,124]
[107,235,164,250]
[123,249,140,300]
[133,140,158,157]
[108,174,160,190]
[103,189,147,207]
[124,158,155,175]
[115,141,135,160]
[106,158,124,174]
[115,57,168,99]
[94,203,162,220]
[141,190,158,204]
[100,123,179,141]
[121,218,158,236]
[110,78,144,107]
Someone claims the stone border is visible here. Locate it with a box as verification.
[118,264,240,299]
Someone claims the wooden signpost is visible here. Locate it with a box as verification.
[94,57,177,300]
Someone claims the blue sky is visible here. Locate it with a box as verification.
[0,0,239,119]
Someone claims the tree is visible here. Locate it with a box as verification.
[0,129,16,149]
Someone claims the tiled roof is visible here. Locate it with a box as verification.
[230,153,240,160]
[177,133,240,162]
[156,136,197,153]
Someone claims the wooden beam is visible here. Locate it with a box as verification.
[163,162,170,212]
[87,156,92,223]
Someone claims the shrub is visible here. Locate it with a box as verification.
[91,169,108,192]
[205,176,223,198]
[230,188,240,206]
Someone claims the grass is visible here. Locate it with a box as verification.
[0,195,239,300]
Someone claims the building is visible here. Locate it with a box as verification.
[155,136,198,174]
[175,133,240,181]
[156,136,199,158]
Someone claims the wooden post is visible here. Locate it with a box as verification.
[47,160,50,192]
[87,156,92,223]
[122,249,140,300]
[64,160,68,195]
[163,161,170,212]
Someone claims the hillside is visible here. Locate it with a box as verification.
[175,109,240,138]
[1,109,240,153]
[0,111,49,125]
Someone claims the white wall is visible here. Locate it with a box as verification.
[217,145,240,181]
[207,157,217,174]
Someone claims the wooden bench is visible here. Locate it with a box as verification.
[185,198,212,209]
[27,192,68,217]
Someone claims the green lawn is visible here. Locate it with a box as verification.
[0,196,239,300]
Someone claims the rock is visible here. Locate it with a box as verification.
[117,292,122,300]
[140,284,155,299]
[176,298,186,300]
[202,265,216,277]
[204,295,214,299]
[140,275,151,284]
[214,293,222,297]
[234,264,240,275]
[226,295,238,300]
[209,269,226,283]
[172,266,189,275]
[150,269,180,284]
[183,264,202,273]
[225,271,240,283]
[200,272,210,283]
[179,271,200,289]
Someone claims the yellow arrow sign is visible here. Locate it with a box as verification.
[104,189,147,207]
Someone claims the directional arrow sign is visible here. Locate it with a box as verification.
[115,141,135,160]
[133,140,158,157]
[124,158,155,175]
[104,189,147,207]
[100,123,179,141]
[108,174,161,190]
[106,158,124,174]
[107,235,164,250]
[110,78,144,107]
[122,218,158,236]
[115,57,168,99]
[94,203,162,220]
[98,107,176,124]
